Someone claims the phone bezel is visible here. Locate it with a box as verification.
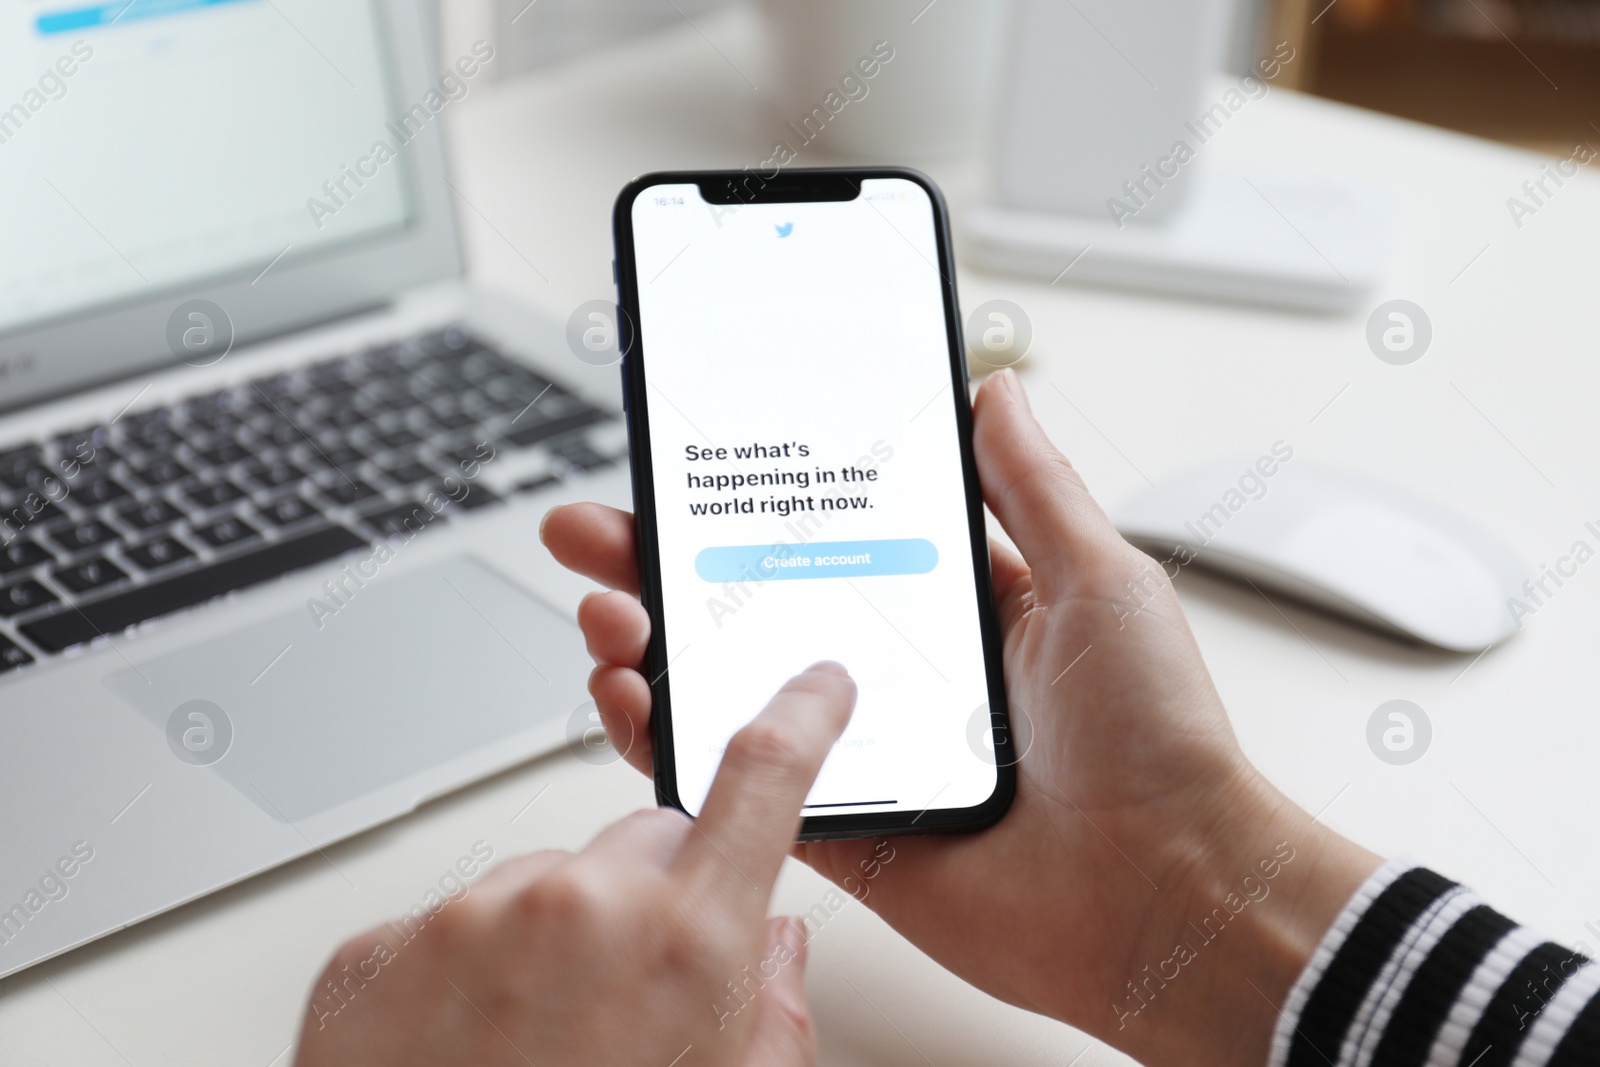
[611,166,1015,841]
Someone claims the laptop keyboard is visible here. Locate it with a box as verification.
[0,327,624,674]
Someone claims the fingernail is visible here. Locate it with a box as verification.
[1001,368,1032,413]
[538,507,557,544]
[806,660,849,677]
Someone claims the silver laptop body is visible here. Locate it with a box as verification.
[0,0,627,979]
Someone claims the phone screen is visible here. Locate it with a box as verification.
[620,173,1008,827]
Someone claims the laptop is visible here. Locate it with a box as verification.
[0,0,629,979]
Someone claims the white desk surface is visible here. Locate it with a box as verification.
[5,10,1599,1066]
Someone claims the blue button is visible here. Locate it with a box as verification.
[695,539,938,582]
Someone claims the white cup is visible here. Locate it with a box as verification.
[752,0,1007,161]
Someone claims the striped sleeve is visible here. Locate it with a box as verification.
[1267,862,1600,1067]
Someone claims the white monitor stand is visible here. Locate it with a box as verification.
[964,0,1393,312]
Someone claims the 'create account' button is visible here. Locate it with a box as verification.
[695,539,938,582]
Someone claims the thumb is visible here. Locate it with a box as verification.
[972,368,1133,605]
[740,917,816,1067]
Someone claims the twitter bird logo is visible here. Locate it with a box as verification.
[775,222,794,238]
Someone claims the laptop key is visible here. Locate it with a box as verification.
[249,373,298,400]
[121,405,171,431]
[362,344,407,372]
[0,540,54,574]
[458,393,498,422]
[53,556,128,593]
[2,496,64,531]
[306,361,353,389]
[420,327,471,355]
[117,499,184,530]
[48,520,119,554]
[317,478,380,506]
[54,430,117,467]
[382,461,434,486]
[19,465,62,494]
[511,475,559,495]
[503,406,608,448]
[355,389,407,415]
[362,501,446,539]
[197,441,251,466]
[426,410,478,433]
[127,425,182,452]
[76,477,132,505]
[319,444,366,468]
[374,427,422,450]
[132,459,193,487]
[451,485,503,511]
[245,460,307,489]
[257,495,319,527]
[323,406,367,429]
[0,634,32,672]
[257,422,305,449]
[440,443,492,466]
[182,390,235,419]
[0,447,43,491]
[124,536,196,571]
[20,524,367,653]
[80,448,121,475]
[0,579,58,617]
[185,409,243,435]
[193,517,259,549]
[553,442,613,472]
[187,480,246,509]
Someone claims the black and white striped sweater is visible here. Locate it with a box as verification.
[1270,862,1599,1067]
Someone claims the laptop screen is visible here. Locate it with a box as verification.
[0,0,412,336]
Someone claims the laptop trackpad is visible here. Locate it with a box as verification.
[104,556,587,823]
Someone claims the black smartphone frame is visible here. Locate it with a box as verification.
[611,166,1014,840]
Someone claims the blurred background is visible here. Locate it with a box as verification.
[462,0,1600,153]
[1264,0,1600,151]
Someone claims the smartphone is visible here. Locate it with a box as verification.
[611,167,1014,840]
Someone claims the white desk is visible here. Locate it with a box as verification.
[5,9,1599,1065]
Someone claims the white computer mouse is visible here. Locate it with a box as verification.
[1112,459,1525,652]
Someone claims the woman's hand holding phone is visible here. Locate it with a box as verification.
[544,369,1383,1067]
